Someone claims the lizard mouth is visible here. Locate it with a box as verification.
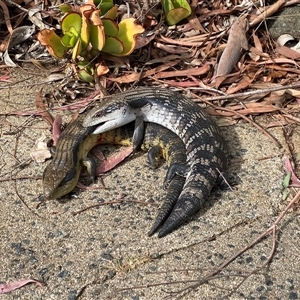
[93,123,106,134]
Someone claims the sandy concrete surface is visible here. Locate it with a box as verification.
[0,67,299,299]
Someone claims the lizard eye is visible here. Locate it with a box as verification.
[58,167,76,187]
[122,108,126,115]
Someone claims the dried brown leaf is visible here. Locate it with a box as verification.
[252,29,262,52]
[164,80,201,87]
[157,34,210,47]
[30,135,52,163]
[266,65,300,75]
[216,15,249,77]
[266,114,291,128]
[254,57,300,67]
[275,46,300,60]
[135,33,156,49]
[0,279,43,294]
[226,76,252,94]
[96,146,133,174]
[0,0,12,51]
[52,115,62,146]
[154,64,210,79]
[265,70,287,82]
[248,46,270,62]
[207,102,280,117]
[196,8,233,24]
[35,89,53,126]
[108,61,179,83]
[155,42,191,54]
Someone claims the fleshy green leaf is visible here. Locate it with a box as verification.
[79,5,94,52]
[161,0,191,25]
[115,18,145,55]
[89,10,105,51]
[102,36,124,55]
[37,29,69,58]
[90,24,105,51]
[61,30,77,47]
[282,188,289,200]
[78,69,95,82]
[78,61,94,82]
[72,38,82,60]
[100,0,114,16]
[59,4,72,13]
[104,5,118,19]
[61,13,82,35]
[283,172,291,188]
[102,18,119,36]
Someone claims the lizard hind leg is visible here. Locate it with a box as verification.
[145,143,187,236]
[148,175,186,236]
[158,193,203,238]
[147,145,163,169]
[163,163,188,189]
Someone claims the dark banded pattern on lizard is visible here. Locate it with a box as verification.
[83,87,228,237]
[42,114,187,236]
[43,114,131,201]
[140,122,186,236]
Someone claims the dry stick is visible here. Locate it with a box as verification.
[217,106,281,147]
[192,93,282,148]
[168,190,300,299]
[73,199,157,215]
[192,81,300,102]
[2,0,28,12]
[14,179,42,218]
[3,116,36,135]
[146,266,264,276]
[0,175,41,182]
[223,226,276,298]
[282,112,300,124]
[284,0,300,6]
[250,0,287,27]
[114,217,267,298]
[116,274,247,296]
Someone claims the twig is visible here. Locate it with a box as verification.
[166,190,300,299]
[0,76,34,89]
[190,82,300,102]
[4,117,36,135]
[4,0,28,12]
[0,175,41,182]
[117,273,247,295]
[192,93,282,148]
[250,0,286,27]
[14,178,42,219]
[73,198,157,215]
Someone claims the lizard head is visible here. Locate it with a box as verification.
[43,162,78,200]
[83,100,136,134]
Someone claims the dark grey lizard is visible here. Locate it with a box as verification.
[42,115,187,236]
[83,87,228,237]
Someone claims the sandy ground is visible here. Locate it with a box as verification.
[0,66,299,299]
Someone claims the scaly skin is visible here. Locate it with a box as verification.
[42,114,187,236]
[83,87,228,237]
[43,114,132,200]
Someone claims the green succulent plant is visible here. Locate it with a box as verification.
[37,0,191,82]
[37,0,144,81]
